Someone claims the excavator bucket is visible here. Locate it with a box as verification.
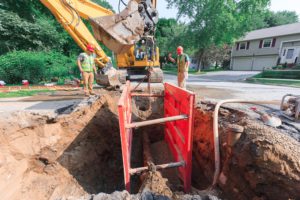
[90,1,144,54]
[95,62,123,88]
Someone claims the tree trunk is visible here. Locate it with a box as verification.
[197,59,201,72]
[196,51,204,72]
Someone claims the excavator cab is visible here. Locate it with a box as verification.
[134,37,156,61]
[114,36,162,84]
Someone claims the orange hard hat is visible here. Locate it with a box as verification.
[87,44,95,52]
[177,46,183,54]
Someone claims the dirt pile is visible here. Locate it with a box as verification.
[0,91,123,200]
[193,103,300,200]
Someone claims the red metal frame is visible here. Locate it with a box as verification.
[164,83,195,192]
[118,81,195,193]
[117,81,133,191]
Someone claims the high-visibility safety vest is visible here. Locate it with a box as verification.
[177,53,190,73]
[80,53,95,72]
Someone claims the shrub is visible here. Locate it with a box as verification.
[261,70,300,79]
[294,65,300,70]
[0,50,79,84]
[272,65,283,70]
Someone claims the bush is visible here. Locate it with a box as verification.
[0,50,79,84]
[294,65,300,70]
[261,70,300,79]
[163,63,177,68]
[272,65,283,70]
[0,9,68,55]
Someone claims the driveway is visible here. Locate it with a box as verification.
[163,71,299,102]
[164,71,258,83]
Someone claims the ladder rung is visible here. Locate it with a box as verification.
[131,93,164,97]
[129,161,185,175]
[126,115,188,129]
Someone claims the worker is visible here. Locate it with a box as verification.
[177,46,190,89]
[77,44,98,96]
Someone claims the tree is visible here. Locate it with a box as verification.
[200,45,231,69]
[0,0,114,56]
[250,10,299,30]
[0,0,114,83]
[92,0,114,11]
[166,0,271,70]
[156,18,182,55]
[0,9,67,54]
[264,11,299,28]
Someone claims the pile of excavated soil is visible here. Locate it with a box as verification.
[0,91,123,200]
[193,103,300,200]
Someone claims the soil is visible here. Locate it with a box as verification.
[23,91,85,101]
[0,90,123,200]
[0,86,299,200]
[193,103,300,200]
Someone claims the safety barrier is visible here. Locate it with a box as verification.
[118,81,195,192]
[164,83,195,192]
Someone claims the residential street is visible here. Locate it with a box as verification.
[163,71,299,102]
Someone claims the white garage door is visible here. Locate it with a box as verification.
[232,57,253,71]
[253,56,277,71]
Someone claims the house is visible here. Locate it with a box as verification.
[231,22,300,71]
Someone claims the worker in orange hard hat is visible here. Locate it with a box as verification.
[77,44,98,96]
[177,46,190,89]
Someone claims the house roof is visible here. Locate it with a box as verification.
[238,22,300,42]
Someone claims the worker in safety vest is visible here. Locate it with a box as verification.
[77,44,98,96]
[177,46,190,89]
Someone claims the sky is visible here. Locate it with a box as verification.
[111,0,300,19]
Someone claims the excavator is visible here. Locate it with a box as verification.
[40,0,163,88]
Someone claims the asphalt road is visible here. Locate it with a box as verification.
[163,71,299,102]
[0,91,88,117]
[0,71,299,115]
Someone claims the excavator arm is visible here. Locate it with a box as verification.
[40,0,114,67]
[40,0,158,67]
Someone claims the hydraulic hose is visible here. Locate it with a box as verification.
[212,99,275,187]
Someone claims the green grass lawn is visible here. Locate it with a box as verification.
[0,89,51,98]
[247,78,300,87]
[247,70,300,87]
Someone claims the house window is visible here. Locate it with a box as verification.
[283,49,286,56]
[239,42,247,50]
[263,39,272,48]
[286,49,294,59]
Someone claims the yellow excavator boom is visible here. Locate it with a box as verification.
[40,0,116,67]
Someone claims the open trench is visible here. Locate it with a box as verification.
[0,90,299,200]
